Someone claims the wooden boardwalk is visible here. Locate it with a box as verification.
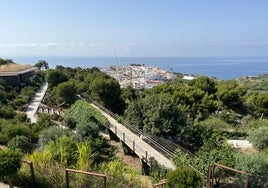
[91,103,176,170]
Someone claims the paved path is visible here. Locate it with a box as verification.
[25,81,48,123]
[91,103,176,170]
[227,140,253,149]
[0,182,18,188]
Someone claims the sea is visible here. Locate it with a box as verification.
[5,56,268,80]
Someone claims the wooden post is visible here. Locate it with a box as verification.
[22,161,35,187]
[103,175,107,188]
[244,175,249,188]
[123,132,125,142]
[207,165,212,188]
[115,126,117,135]
[133,140,135,151]
[29,161,35,187]
[65,170,69,188]
[145,151,148,161]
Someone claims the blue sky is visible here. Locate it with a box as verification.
[0,0,267,57]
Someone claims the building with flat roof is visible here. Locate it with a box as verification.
[0,64,38,86]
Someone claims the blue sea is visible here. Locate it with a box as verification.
[6,56,268,80]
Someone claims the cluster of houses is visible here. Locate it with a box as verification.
[0,62,195,89]
[101,64,177,89]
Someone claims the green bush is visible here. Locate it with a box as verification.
[0,123,33,145]
[235,152,268,188]
[38,126,73,148]
[0,105,16,119]
[248,126,268,150]
[7,135,32,153]
[166,166,203,188]
[0,149,22,179]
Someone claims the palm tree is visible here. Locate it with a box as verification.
[35,60,49,70]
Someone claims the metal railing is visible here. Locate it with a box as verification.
[89,99,195,159]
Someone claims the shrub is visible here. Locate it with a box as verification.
[248,126,268,150]
[166,166,203,188]
[0,149,22,187]
[235,152,268,188]
[7,135,32,153]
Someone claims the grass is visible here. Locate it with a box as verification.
[0,64,32,72]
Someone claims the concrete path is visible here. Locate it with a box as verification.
[25,81,48,123]
[227,140,253,149]
[91,103,176,170]
[0,182,18,188]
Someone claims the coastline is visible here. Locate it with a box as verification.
[2,56,268,80]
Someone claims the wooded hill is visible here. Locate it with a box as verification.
[0,60,267,187]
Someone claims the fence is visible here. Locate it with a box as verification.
[65,168,106,188]
[89,99,195,159]
[20,161,107,188]
[207,163,249,188]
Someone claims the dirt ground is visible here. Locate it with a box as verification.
[108,139,142,172]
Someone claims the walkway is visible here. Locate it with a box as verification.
[90,103,176,170]
[0,182,18,188]
[25,81,48,123]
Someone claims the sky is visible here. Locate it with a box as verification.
[0,0,267,57]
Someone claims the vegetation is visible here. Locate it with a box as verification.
[0,149,22,187]
[166,166,203,188]
[248,126,268,150]
[63,100,108,135]
[0,58,15,65]
[1,58,268,187]
[7,135,32,153]
[44,66,126,113]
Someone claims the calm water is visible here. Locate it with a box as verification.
[7,56,268,80]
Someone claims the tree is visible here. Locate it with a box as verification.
[46,69,68,87]
[216,80,246,111]
[248,126,268,150]
[251,93,268,116]
[180,124,213,152]
[86,72,126,114]
[189,76,217,95]
[55,81,77,105]
[35,60,49,70]
[124,93,187,137]
[124,99,144,130]
[121,86,137,102]
[0,149,22,188]
[166,166,203,188]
